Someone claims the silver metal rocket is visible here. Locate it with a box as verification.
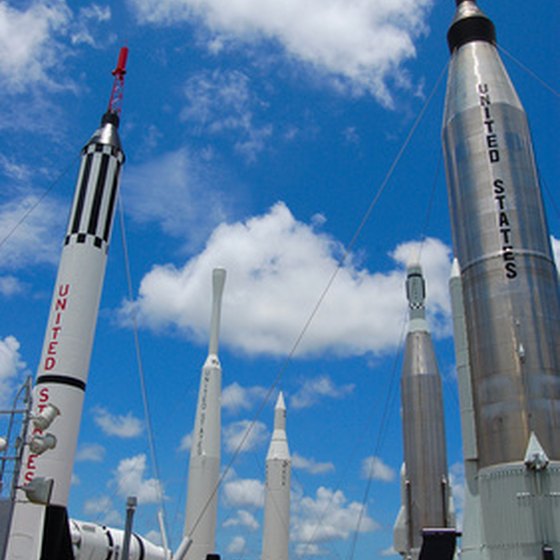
[393,265,454,560]
[6,49,128,560]
[443,1,560,557]
[176,268,226,560]
[261,392,291,560]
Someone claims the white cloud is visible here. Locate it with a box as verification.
[181,70,272,161]
[223,419,268,454]
[92,406,143,438]
[227,535,247,555]
[381,545,399,557]
[294,543,325,557]
[291,486,379,545]
[0,0,71,92]
[122,203,453,358]
[223,509,259,531]
[0,194,66,271]
[128,0,433,106]
[76,443,106,462]
[290,375,354,410]
[0,336,26,406]
[222,382,267,413]
[83,495,123,525]
[179,432,192,452]
[361,456,396,482]
[144,530,163,546]
[223,477,264,508]
[292,453,334,475]
[71,4,112,47]
[121,147,232,249]
[113,454,164,504]
[0,276,24,296]
[551,236,560,269]
[449,461,465,531]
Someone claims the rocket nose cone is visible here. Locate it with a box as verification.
[447,0,496,52]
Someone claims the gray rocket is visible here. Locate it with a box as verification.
[261,392,291,560]
[443,1,560,557]
[393,265,454,560]
[175,268,226,560]
[6,49,128,560]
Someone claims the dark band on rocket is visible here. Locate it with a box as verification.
[37,375,86,391]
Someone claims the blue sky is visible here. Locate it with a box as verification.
[0,0,559,558]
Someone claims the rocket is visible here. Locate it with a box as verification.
[443,1,560,557]
[176,268,226,560]
[393,265,454,560]
[6,48,128,560]
[261,392,291,560]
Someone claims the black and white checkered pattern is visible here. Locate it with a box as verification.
[65,143,124,253]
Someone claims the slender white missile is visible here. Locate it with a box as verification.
[181,268,226,560]
[448,259,483,558]
[443,1,560,556]
[261,392,291,560]
[6,49,128,560]
[393,264,454,560]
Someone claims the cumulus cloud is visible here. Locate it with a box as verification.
[92,406,143,438]
[291,486,378,545]
[83,495,123,525]
[179,432,192,452]
[181,70,272,161]
[121,147,232,250]
[128,0,433,106]
[0,0,71,92]
[0,335,26,405]
[449,462,464,531]
[0,194,66,271]
[122,203,453,358]
[361,456,396,482]
[223,419,268,454]
[292,453,334,475]
[290,375,354,410]
[551,236,560,269]
[223,510,259,531]
[76,443,106,462]
[222,382,268,413]
[0,276,24,296]
[71,4,112,47]
[113,454,164,504]
[227,536,247,555]
[223,477,264,508]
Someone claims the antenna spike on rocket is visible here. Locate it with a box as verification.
[107,46,129,117]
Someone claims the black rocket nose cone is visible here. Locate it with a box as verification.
[101,110,120,128]
[447,0,496,53]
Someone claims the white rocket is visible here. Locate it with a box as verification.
[261,393,291,560]
[6,49,128,560]
[176,268,226,560]
[393,265,454,560]
[443,1,560,557]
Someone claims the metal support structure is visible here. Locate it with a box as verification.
[121,496,138,560]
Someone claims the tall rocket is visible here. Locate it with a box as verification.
[443,1,560,557]
[261,392,291,560]
[6,49,128,560]
[178,268,226,560]
[393,265,454,560]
